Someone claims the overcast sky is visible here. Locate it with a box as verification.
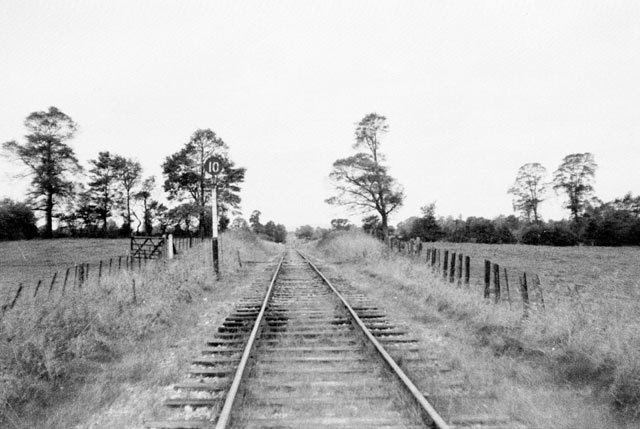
[1,1,639,230]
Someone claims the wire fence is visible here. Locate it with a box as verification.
[388,237,545,315]
[0,236,204,318]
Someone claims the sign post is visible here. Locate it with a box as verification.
[205,156,223,278]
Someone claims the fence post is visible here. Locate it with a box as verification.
[78,264,85,288]
[457,253,463,286]
[519,272,530,316]
[167,234,174,260]
[493,263,501,303]
[62,267,70,294]
[442,251,449,278]
[465,256,470,286]
[33,279,42,298]
[484,260,491,299]
[189,235,193,248]
[86,263,90,282]
[98,260,103,285]
[48,272,58,295]
[504,267,511,309]
[449,252,456,283]
[9,284,24,309]
[109,258,113,275]
[131,279,137,304]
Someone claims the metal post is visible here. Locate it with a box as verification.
[212,187,220,278]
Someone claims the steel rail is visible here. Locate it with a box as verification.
[214,254,285,429]
[297,250,450,429]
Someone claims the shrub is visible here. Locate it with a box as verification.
[520,224,578,246]
[0,199,38,240]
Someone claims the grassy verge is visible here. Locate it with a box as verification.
[305,231,640,427]
[0,230,281,428]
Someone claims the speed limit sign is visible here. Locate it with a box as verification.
[204,156,223,175]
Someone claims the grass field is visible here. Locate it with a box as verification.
[426,242,640,301]
[307,232,640,427]
[0,238,130,294]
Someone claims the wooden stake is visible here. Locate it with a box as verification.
[62,267,70,294]
[9,284,24,309]
[449,252,456,283]
[519,272,530,316]
[493,263,501,303]
[48,272,58,295]
[33,279,42,298]
[504,267,511,309]
[457,253,463,286]
[484,260,491,299]
[464,256,470,286]
[443,251,449,278]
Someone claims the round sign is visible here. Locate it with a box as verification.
[204,156,223,175]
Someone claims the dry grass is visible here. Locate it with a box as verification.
[307,231,640,426]
[0,230,280,428]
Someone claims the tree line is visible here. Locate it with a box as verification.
[1,106,261,240]
[324,112,639,247]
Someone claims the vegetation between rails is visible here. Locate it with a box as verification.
[307,231,640,423]
[0,230,276,427]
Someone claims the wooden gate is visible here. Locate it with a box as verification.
[130,236,165,259]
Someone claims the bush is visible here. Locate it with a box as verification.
[0,199,38,240]
[520,224,578,246]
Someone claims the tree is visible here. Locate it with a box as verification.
[113,156,142,235]
[330,218,353,231]
[508,163,547,223]
[2,107,81,237]
[230,217,249,230]
[134,176,156,234]
[162,129,246,238]
[249,210,263,234]
[87,151,121,233]
[326,113,403,240]
[166,203,199,235]
[295,225,314,239]
[553,153,597,222]
[0,199,38,240]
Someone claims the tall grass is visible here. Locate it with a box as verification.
[0,230,276,424]
[310,231,640,417]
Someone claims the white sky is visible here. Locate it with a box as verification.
[1,1,639,230]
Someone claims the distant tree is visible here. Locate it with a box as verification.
[2,107,81,237]
[330,218,353,231]
[249,210,263,234]
[295,225,314,239]
[230,216,249,230]
[553,153,597,222]
[0,199,38,240]
[263,220,277,240]
[167,202,199,235]
[162,129,246,238]
[326,113,404,240]
[274,224,287,243]
[134,176,156,234]
[113,156,142,235]
[611,192,640,218]
[508,163,547,223]
[87,151,121,233]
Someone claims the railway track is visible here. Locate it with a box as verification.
[146,249,509,428]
